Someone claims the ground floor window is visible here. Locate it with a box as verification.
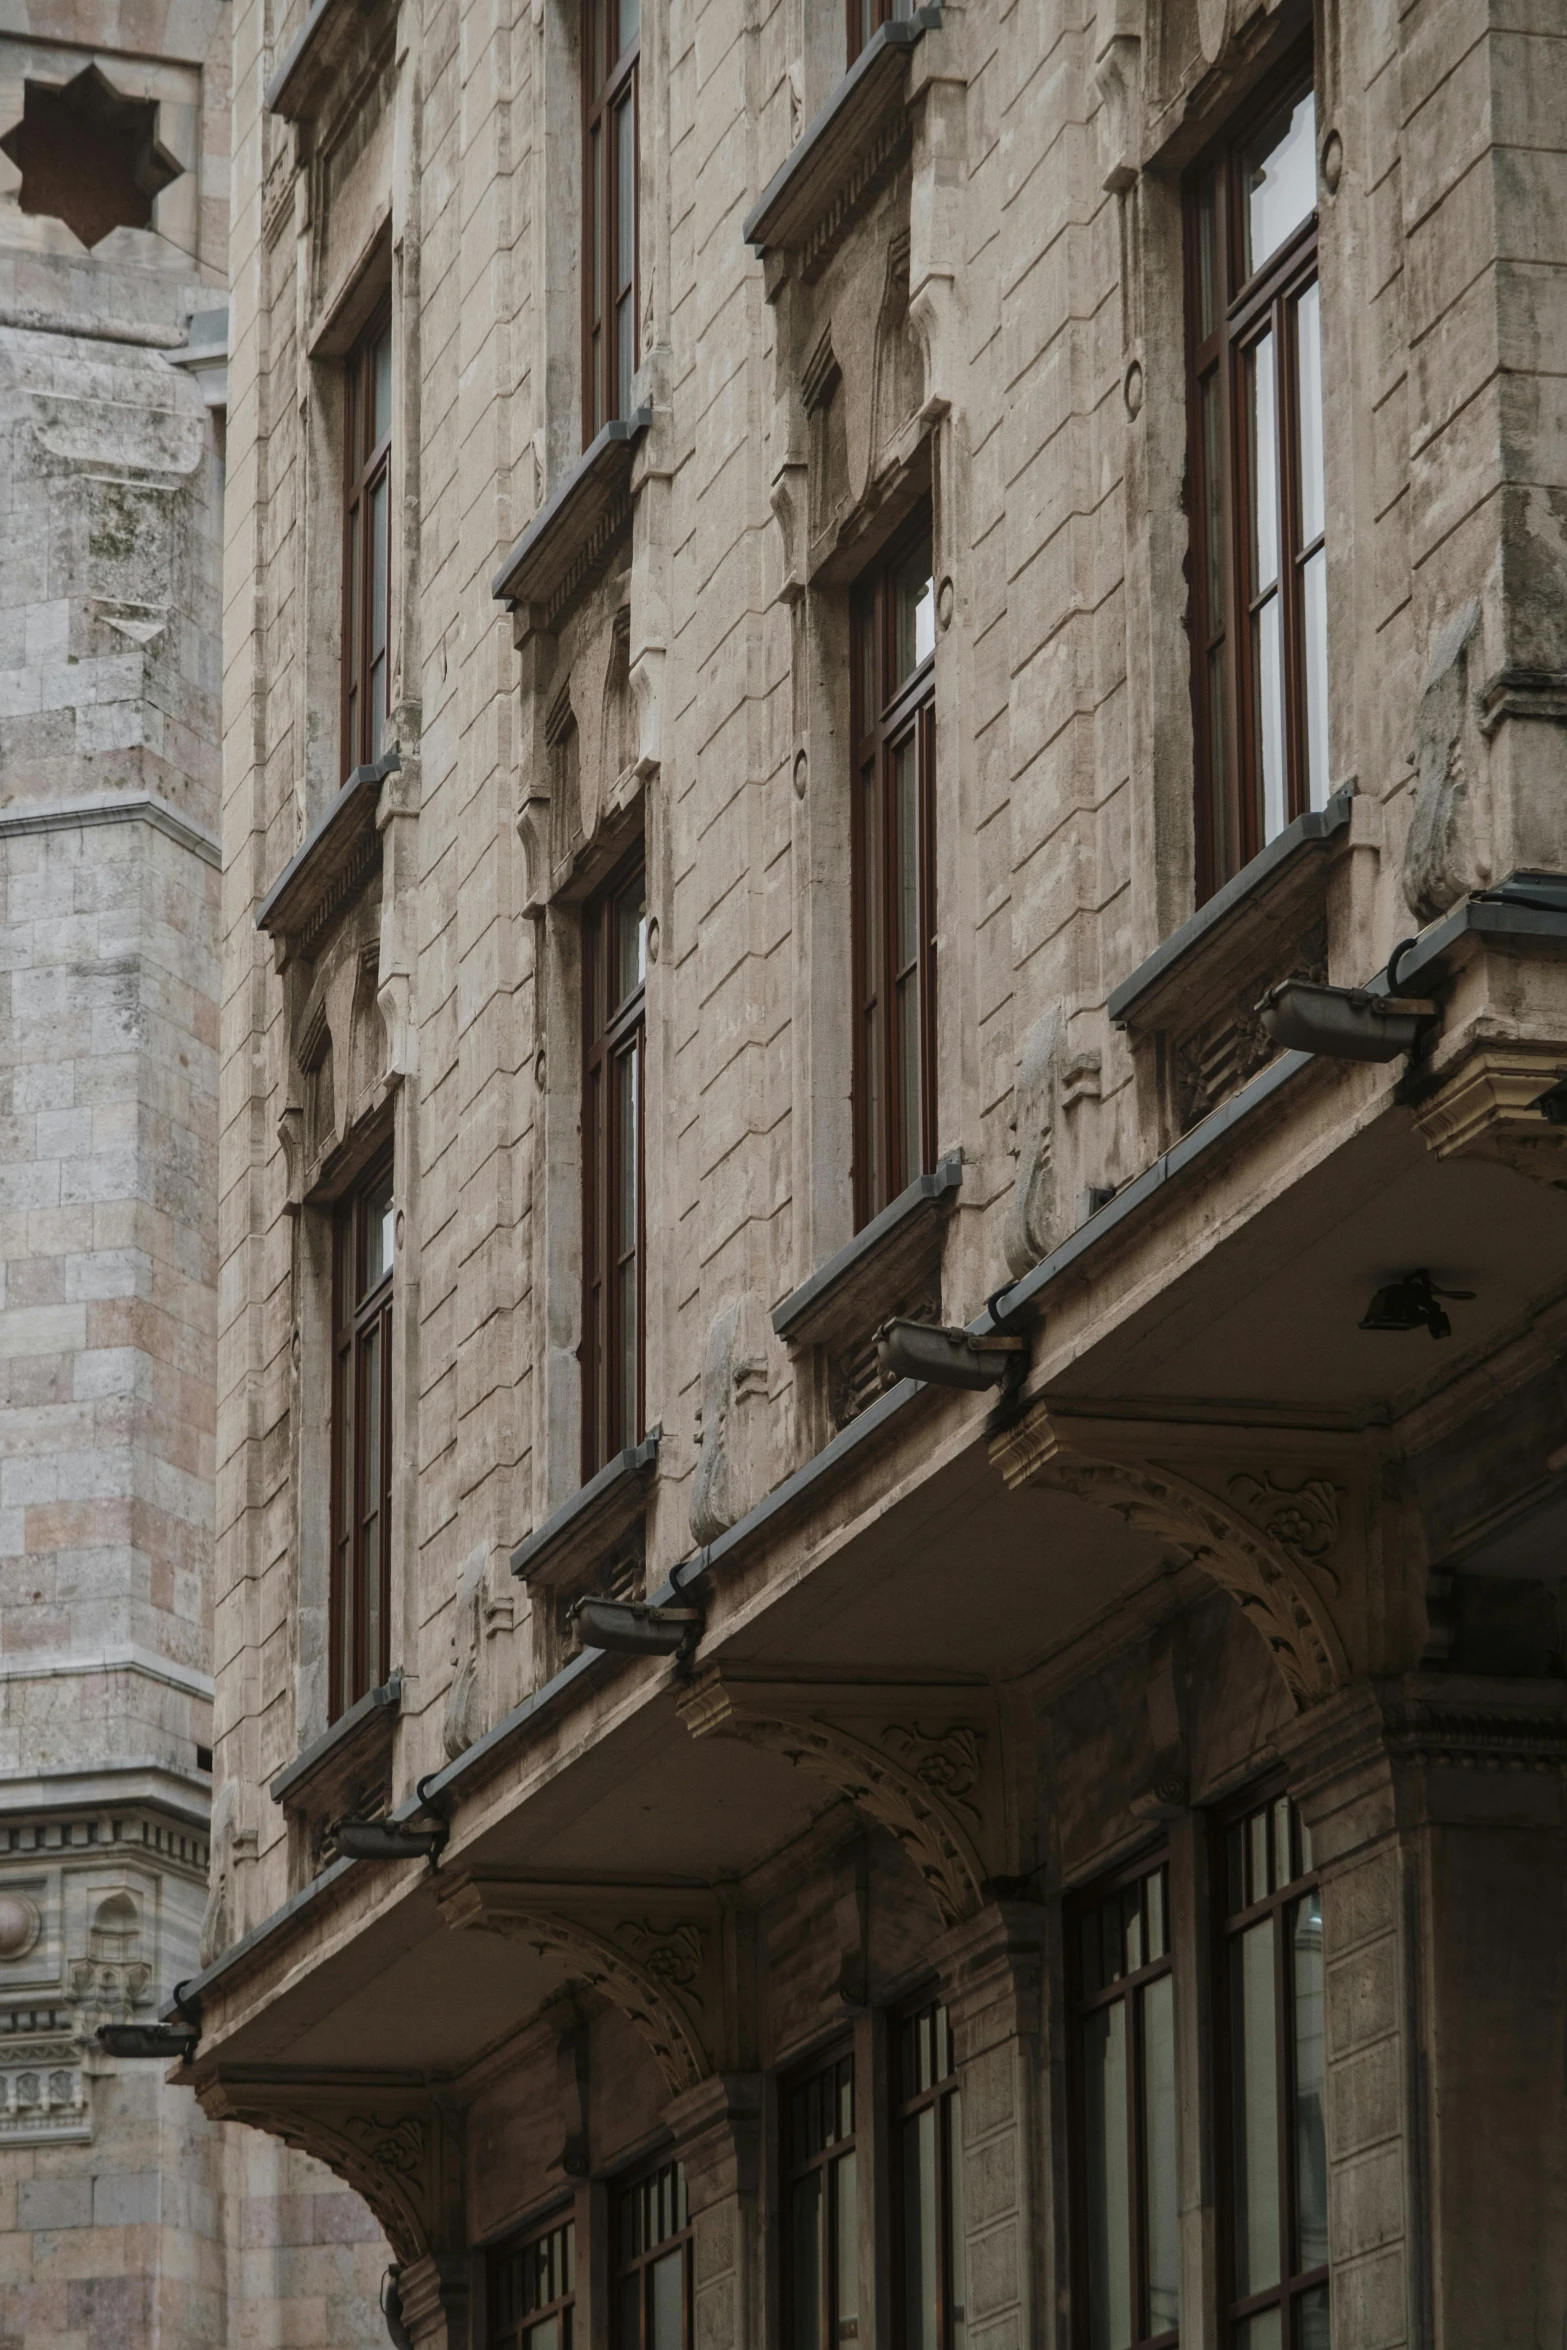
[785,2044,858,2350]
[490,2210,577,2350]
[614,2157,691,2350]
[893,1999,966,2350]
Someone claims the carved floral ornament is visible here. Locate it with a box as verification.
[677,1675,992,1926]
[989,1405,1349,1709]
[436,1873,716,2096]
[194,2077,453,2264]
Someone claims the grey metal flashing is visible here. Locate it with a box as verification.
[491,410,652,613]
[0,792,220,868]
[742,10,941,258]
[1107,784,1355,1029]
[510,1430,661,1580]
[268,1673,402,1808]
[255,750,399,942]
[1394,873,1567,992]
[163,1853,358,2016]
[772,1153,963,1340]
[265,0,343,116]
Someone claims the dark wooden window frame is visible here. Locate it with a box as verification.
[582,0,640,442]
[581,844,647,1478]
[782,2039,858,2350]
[891,1995,965,2350]
[612,2155,692,2350]
[329,1148,394,1721]
[341,295,394,780]
[487,2205,579,2350]
[850,517,938,1230]
[1185,54,1322,899]
[1213,1786,1327,2350]
[1068,1847,1178,2350]
[847,0,907,63]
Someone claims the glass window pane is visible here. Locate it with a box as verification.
[895,535,935,682]
[1255,594,1285,843]
[1207,642,1232,877]
[1231,1918,1282,2299]
[1303,547,1329,812]
[616,876,647,1005]
[649,2247,683,2350]
[902,2108,938,2350]
[1083,2003,1132,2350]
[833,2149,859,2344]
[1243,88,1316,277]
[374,328,393,446]
[618,0,639,54]
[1248,330,1279,594]
[1142,1973,1179,2339]
[1122,1883,1143,1977]
[1196,174,1218,339]
[1296,281,1324,549]
[524,2319,561,2350]
[1232,2313,1282,2350]
[1274,1797,1294,1889]
[363,1168,394,1294]
[1146,1867,1166,1964]
[617,2274,641,2349]
[790,2172,822,2350]
[894,739,919,972]
[1200,369,1225,627]
[1293,1891,1329,2273]
[945,2089,967,2350]
[1298,2280,1331,2348]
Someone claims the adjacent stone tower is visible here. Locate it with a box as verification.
[0,7,384,2343]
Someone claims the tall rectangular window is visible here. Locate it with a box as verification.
[851,521,937,1228]
[582,850,647,1477]
[1218,1792,1328,2350]
[1071,1854,1179,2350]
[784,2045,858,2350]
[1186,70,1324,896]
[330,1153,394,1719]
[893,2000,967,2350]
[490,2211,577,2350]
[614,2158,691,2350]
[584,0,639,441]
[343,303,393,777]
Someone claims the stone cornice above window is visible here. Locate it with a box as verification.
[492,409,652,636]
[510,1430,661,1595]
[267,0,395,122]
[743,10,941,285]
[256,750,399,970]
[773,1151,963,1352]
[269,1673,402,1818]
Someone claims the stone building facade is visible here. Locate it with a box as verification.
[197,0,1567,2347]
[0,3,384,2343]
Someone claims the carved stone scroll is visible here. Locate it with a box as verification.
[437,1874,716,2095]
[990,1405,1348,1708]
[678,1674,991,1924]
[192,2074,459,2264]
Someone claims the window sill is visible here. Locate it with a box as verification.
[1108,782,1355,1037]
[491,409,652,631]
[743,9,942,280]
[773,1152,963,1352]
[511,1430,661,1594]
[255,749,399,968]
[269,1672,402,1816]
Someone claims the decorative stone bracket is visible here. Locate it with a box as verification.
[192,2072,462,2265]
[989,1403,1349,1708]
[677,1669,997,1924]
[1413,1039,1567,1188]
[437,1872,721,2095]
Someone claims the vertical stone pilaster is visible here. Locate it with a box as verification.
[1283,1678,1567,2350]
[396,2251,473,2350]
[663,2074,763,2350]
[935,1902,1047,2350]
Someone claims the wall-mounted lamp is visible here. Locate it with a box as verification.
[336,1776,449,1868]
[1257,976,1436,1062]
[98,1979,200,2061]
[874,1318,1028,1391]
[1360,1268,1474,1341]
[569,1596,703,1659]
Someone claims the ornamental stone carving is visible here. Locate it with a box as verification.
[193,2077,460,2264]
[1411,1041,1567,1188]
[437,1874,716,2095]
[678,1674,992,1925]
[990,1405,1348,1707]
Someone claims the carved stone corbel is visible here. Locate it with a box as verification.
[990,1404,1348,1707]
[1411,1041,1567,1187]
[678,1671,995,1924]
[191,2073,462,2264]
[437,1873,720,2094]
